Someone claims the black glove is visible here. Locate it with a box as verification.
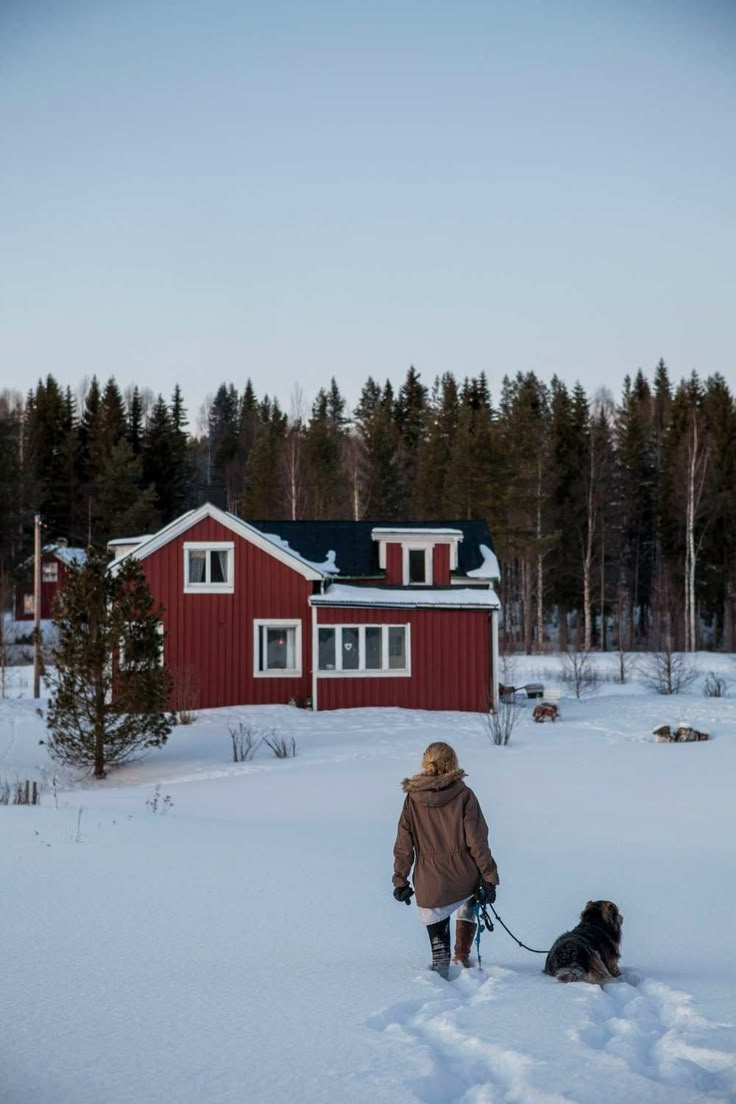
[393,884,414,905]
[476,882,497,905]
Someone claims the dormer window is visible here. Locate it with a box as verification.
[405,546,431,585]
[371,526,463,586]
[183,542,234,593]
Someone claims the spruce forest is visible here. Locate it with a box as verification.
[2,360,735,653]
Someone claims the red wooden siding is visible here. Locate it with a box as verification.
[315,606,492,712]
[140,517,314,709]
[433,544,450,584]
[385,543,403,584]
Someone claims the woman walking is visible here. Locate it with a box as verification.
[392,742,499,979]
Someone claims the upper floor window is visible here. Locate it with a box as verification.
[183,542,234,593]
[42,562,58,583]
[404,545,432,586]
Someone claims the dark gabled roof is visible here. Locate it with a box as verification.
[246,519,496,579]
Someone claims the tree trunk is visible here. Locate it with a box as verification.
[684,413,709,652]
[536,551,544,653]
[535,461,544,653]
[522,555,533,655]
[582,436,596,652]
[599,525,606,651]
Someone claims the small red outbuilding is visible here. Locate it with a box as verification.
[15,543,87,621]
[109,504,501,713]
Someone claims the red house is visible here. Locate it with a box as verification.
[109,503,501,713]
[15,542,87,621]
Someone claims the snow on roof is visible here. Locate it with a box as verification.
[262,533,340,575]
[43,545,87,567]
[107,536,152,547]
[466,544,500,581]
[370,527,464,539]
[310,584,500,610]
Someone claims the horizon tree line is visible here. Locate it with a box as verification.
[1,359,735,653]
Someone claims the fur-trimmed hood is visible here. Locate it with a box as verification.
[401,768,467,807]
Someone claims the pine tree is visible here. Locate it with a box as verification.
[412,373,459,518]
[394,366,428,511]
[45,551,172,778]
[26,375,79,541]
[96,378,127,465]
[354,380,401,518]
[168,385,194,517]
[96,439,160,544]
[614,373,657,644]
[495,372,553,652]
[305,385,350,517]
[142,396,180,523]
[242,411,287,518]
[79,376,102,482]
[208,384,240,509]
[127,387,144,455]
[700,374,736,647]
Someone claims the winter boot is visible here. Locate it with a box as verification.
[452,919,477,968]
[427,918,451,980]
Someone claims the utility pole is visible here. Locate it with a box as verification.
[33,513,42,699]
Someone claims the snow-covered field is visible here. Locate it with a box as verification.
[1,654,735,1104]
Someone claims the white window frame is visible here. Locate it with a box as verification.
[403,544,433,586]
[316,623,411,678]
[183,541,234,594]
[42,562,59,583]
[120,622,165,669]
[253,619,303,678]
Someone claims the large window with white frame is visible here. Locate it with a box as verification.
[317,624,410,676]
[253,619,302,677]
[183,542,234,593]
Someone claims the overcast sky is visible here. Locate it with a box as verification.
[2,1,734,425]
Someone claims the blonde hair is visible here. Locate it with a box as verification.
[422,742,459,776]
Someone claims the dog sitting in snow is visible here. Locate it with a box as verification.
[544,900,623,985]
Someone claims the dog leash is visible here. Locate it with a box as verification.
[474,899,549,964]
[487,902,549,955]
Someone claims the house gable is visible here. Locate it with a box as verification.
[111,503,325,582]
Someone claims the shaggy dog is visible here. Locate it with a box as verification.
[544,900,623,985]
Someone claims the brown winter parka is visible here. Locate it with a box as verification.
[392,769,499,909]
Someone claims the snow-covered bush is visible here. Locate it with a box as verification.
[229,722,263,762]
[703,671,727,698]
[638,650,698,695]
[482,698,522,747]
[263,733,297,759]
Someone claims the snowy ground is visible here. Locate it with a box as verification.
[1,653,735,1104]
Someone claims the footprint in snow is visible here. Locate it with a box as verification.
[368,966,574,1104]
[368,964,736,1104]
[578,973,736,1099]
